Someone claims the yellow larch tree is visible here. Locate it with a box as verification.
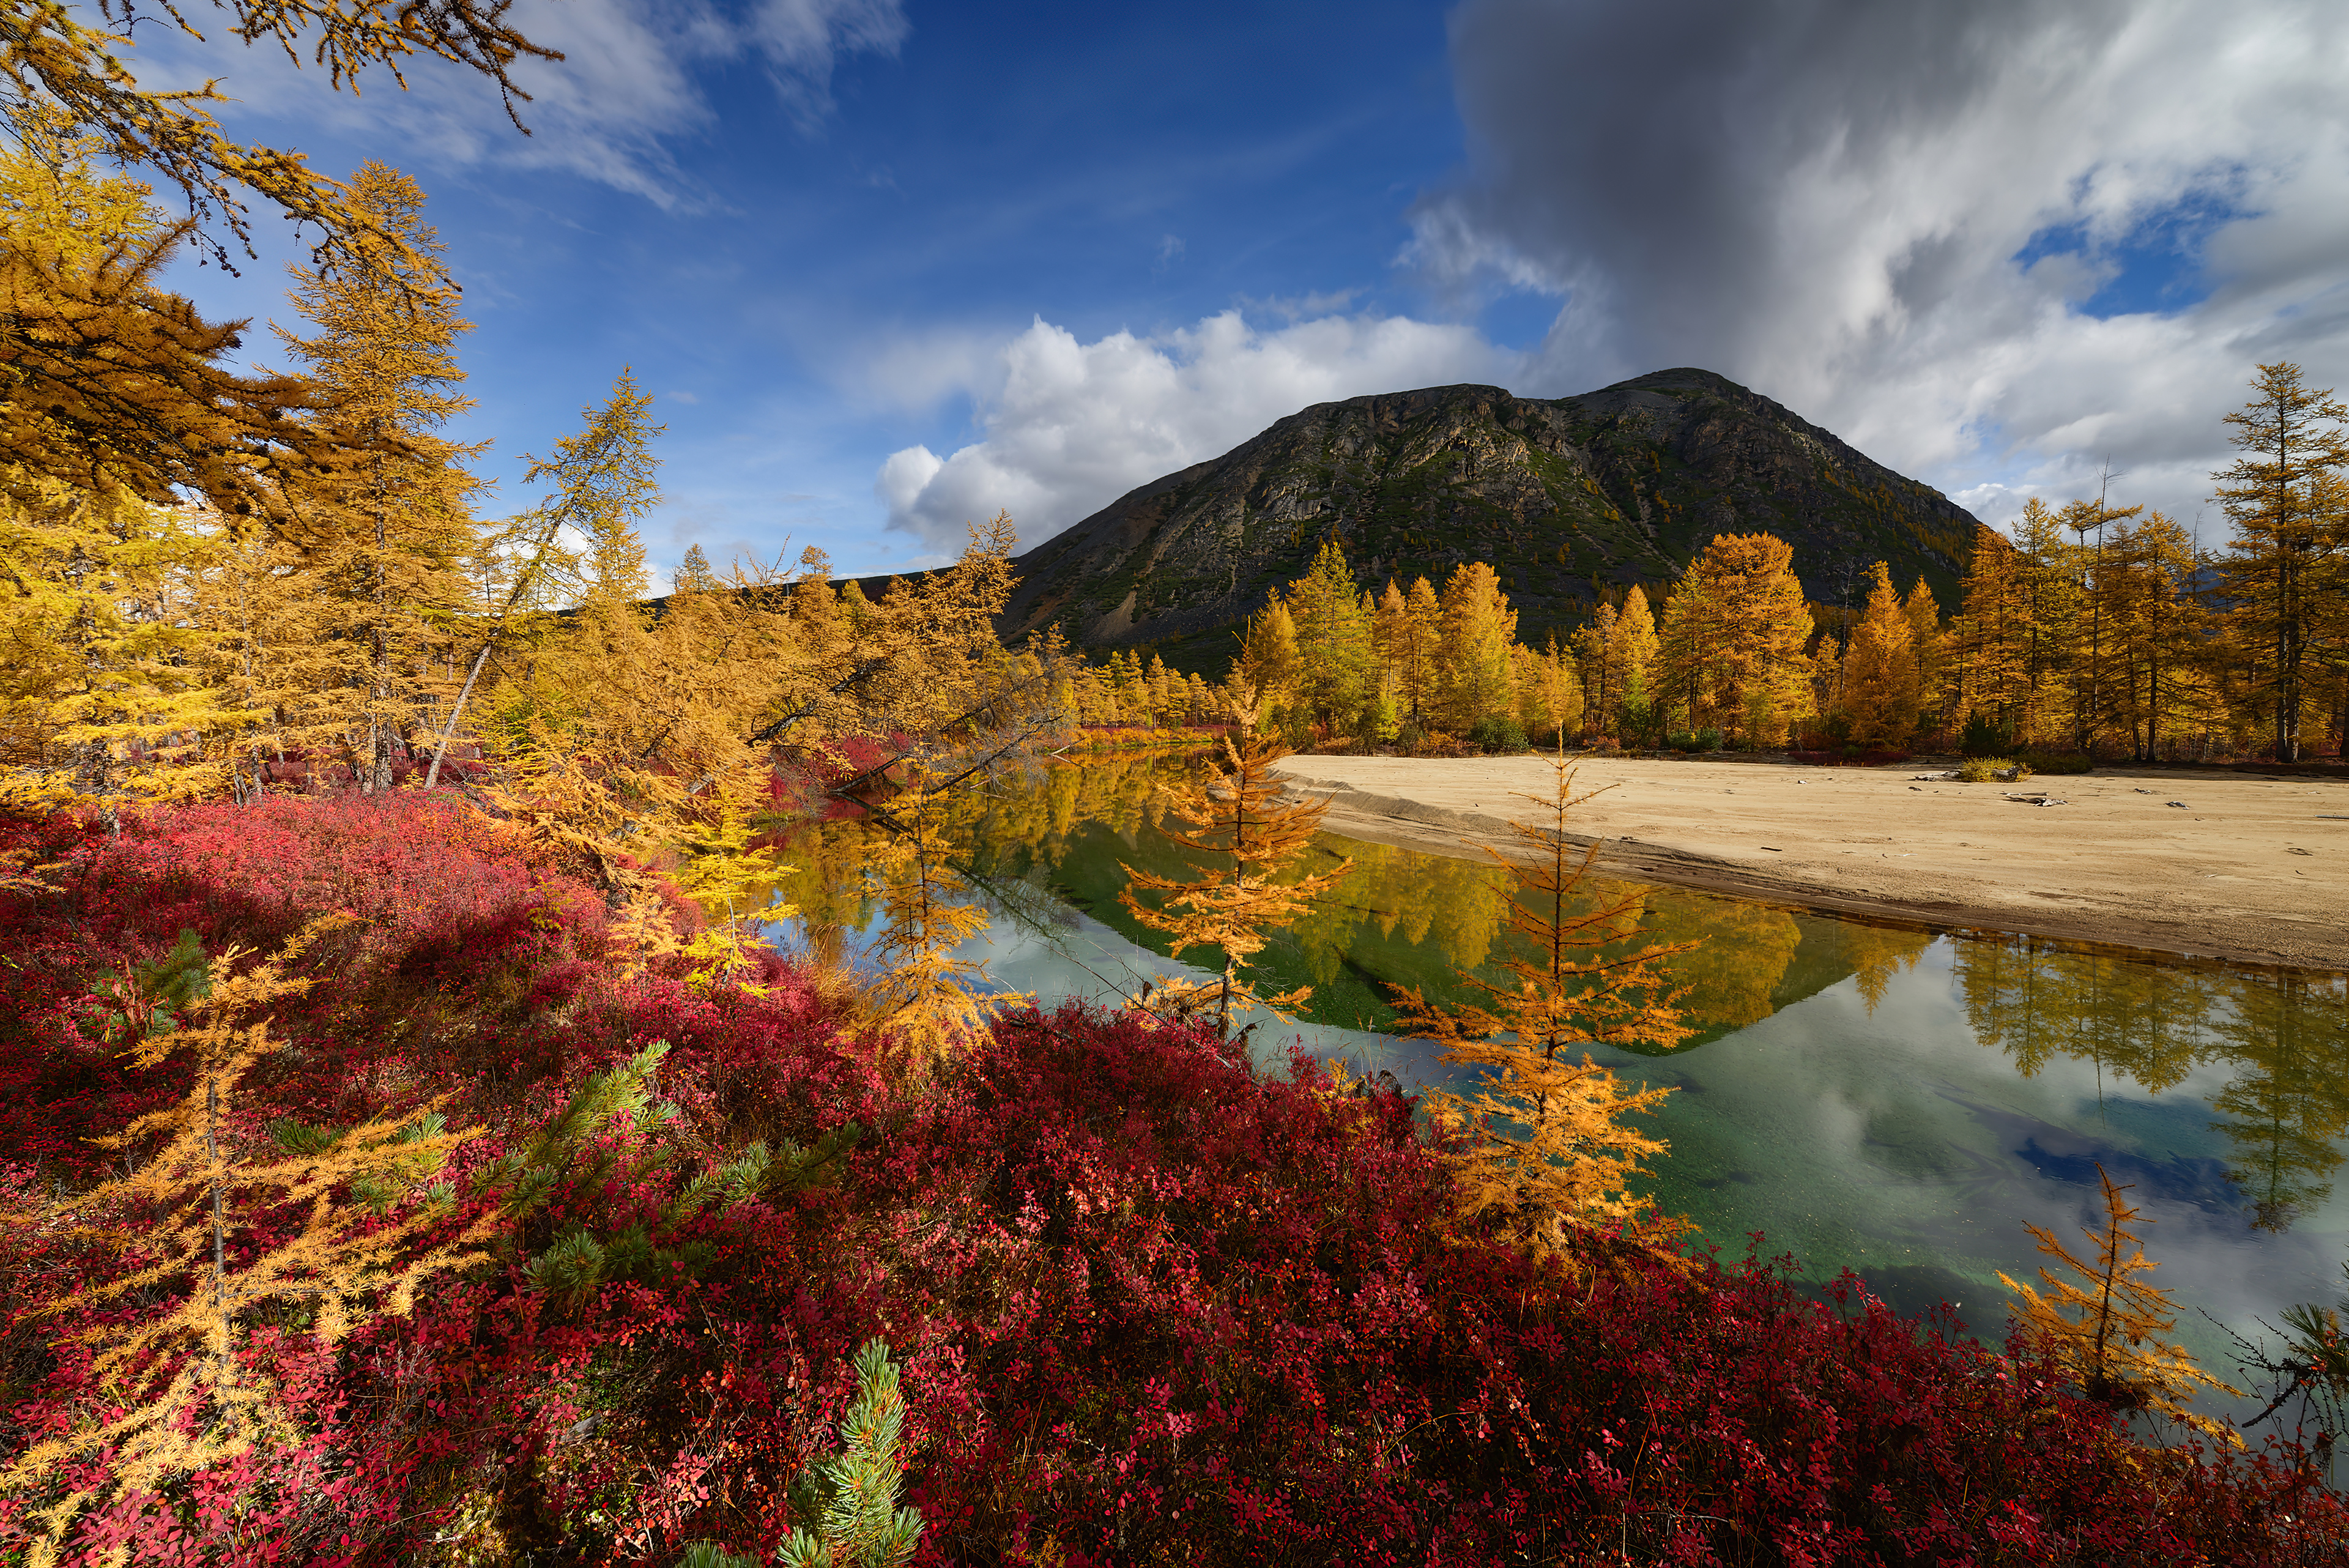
[866,762,1004,1076]
[2098,511,2214,762]
[1902,576,1946,738]
[2213,362,2348,762]
[1654,532,1814,747]
[1998,1165,2241,1441]
[1236,595,1302,734]
[2013,498,2086,747]
[273,162,485,792]
[0,923,493,1567]
[0,113,316,515]
[1573,598,1620,738]
[1118,688,1352,1038]
[1282,539,1374,735]
[1389,754,1694,1271]
[1838,562,1922,749]
[1950,526,2028,746]
[0,121,299,806]
[1513,635,1584,744]
[1610,584,1660,741]
[1398,574,1441,726]
[1435,560,1518,734]
[425,368,659,786]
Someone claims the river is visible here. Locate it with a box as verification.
[762,750,2349,1430]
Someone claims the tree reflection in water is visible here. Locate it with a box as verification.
[1954,935,2349,1233]
[760,751,2349,1241]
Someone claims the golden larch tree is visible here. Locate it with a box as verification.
[1997,1165,2241,1441]
[273,162,485,792]
[0,124,294,806]
[1435,561,1518,734]
[1118,689,1351,1038]
[1610,584,1660,741]
[1950,526,2028,743]
[1901,576,1946,737]
[427,368,661,785]
[1655,532,1813,746]
[1838,562,1922,748]
[1282,539,1373,735]
[866,764,1004,1076]
[1237,596,1302,733]
[2213,362,2348,762]
[1389,753,1694,1271]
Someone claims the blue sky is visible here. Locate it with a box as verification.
[129,1,2349,577]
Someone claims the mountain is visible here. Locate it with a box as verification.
[995,368,1990,672]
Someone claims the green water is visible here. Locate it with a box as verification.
[765,752,2349,1423]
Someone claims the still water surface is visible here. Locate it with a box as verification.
[766,753,2349,1422]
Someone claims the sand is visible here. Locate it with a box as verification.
[1271,754,2349,971]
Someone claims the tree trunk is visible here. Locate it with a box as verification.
[425,636,497,788]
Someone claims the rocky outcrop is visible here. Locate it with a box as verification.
[996,368,1986,672]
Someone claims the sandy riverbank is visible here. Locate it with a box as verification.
[1271,754,2349,971]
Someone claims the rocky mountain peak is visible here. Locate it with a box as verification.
[997,369,1987,672]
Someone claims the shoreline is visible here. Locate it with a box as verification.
[1272,754,2349,973]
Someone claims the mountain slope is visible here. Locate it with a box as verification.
[997,368,1988,670]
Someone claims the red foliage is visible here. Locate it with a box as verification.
[1,795,2343,1566]
[0,795,616,1169]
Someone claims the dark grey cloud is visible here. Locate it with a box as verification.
[1412,0,2349,527]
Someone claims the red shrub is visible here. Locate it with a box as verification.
[2,801,2342,1567]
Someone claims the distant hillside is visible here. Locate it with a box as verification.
[996,368,1989,672]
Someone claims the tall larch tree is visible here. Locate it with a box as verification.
[1574,599,1620,738]
[1400,575,1441,724]
[1610,584,1660,741]
[429,368,662,786]
[1655,532,1813,747]
[1282,540,1373,735]
[1436,562,1518,733]
[1951,527,2027,741]
[0,120,294,805]
[2099,512,2210,761]
[1237,596,1302,733]
[1902,576,1946,740]
[2013,497,2085,748]
[1839,562,1921,749]
[2060,494,2143,751]
[275,162,484,792]
[2213,362,2348,762]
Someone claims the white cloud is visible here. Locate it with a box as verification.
[874,309,1517,550]
[122,0,909,206]
[752,0,910,133]
[1414,0,2349,530]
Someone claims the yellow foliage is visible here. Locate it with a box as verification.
[1390,753,1693,1270]
[867,764,1009,1075]
[0,922,494,1566]
[1838,562,1921,748]
[1655,532,1814,746]
[1118,688,1351,1038]
[1997,1164,2242,1443]
[0,0,556,270]
[1434,561,1518,732]
[273,162,486,793]
[675,786,794,995]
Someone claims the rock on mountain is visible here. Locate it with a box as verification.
[995,368,1989,672]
